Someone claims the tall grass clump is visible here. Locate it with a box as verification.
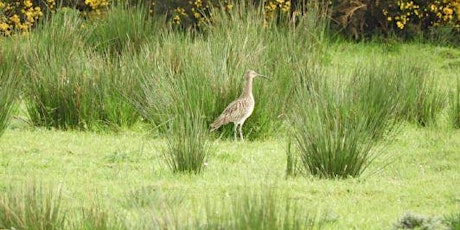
[349,62,403,140]
[200,3,276,139]
[0,183,65,230]
[201,1,331,139]
[390,58,446,127]
[288,60,401,178]
[128,1,331,140]
[163,109,210,174]
[0,42,21,136]
[22,8,140,130]
[287,53,446,178]
[85,2,159,55]
[290,80,376,178]
[449,78,460,129]
[132,39,212,173]
[203,186,319,230]
[22,8,89,129]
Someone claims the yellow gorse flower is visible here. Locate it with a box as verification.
[385,0,459,30]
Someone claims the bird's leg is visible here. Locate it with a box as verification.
[233,123,238,142]
[239,123,244,142]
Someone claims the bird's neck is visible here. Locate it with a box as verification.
[240,78,253,98]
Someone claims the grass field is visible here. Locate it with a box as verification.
[1,3,460,229]
[1,41,460,229]
[0,121,459,229]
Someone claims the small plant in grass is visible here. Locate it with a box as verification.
[444,212,460,230]
[393,212,446,230]
[0,183,65,230]
[412,81,446,127]
[203,187,320,230]
[121,186,184,209]
[449,78,460,129]
[75,201,126,230]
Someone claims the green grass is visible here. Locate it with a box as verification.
[0,41,21,137]
[0,182,65,229]
[1,2,460,229]
[20,8,141,130]
[450,78,460,129]
[0,124,458,229]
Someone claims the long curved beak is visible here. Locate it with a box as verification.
[257,74,270,80]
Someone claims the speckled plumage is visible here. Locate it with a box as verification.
[210,70,267,142]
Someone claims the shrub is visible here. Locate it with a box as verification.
[0,0,108,36]
[330,0,459,41]
[0,0,46,35]
[384,0,460,32]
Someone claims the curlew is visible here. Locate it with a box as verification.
[210,70,268,142]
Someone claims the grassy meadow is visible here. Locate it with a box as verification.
[1,2,460,229]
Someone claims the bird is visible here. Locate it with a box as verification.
[210,70,268,142]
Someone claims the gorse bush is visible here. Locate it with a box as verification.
[0,0,46,35]
[2,0,458,43]
[332,0,460,41]
[384,0,460,31]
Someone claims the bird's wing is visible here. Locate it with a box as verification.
[210,99,247,130]
[221,100,242,116]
